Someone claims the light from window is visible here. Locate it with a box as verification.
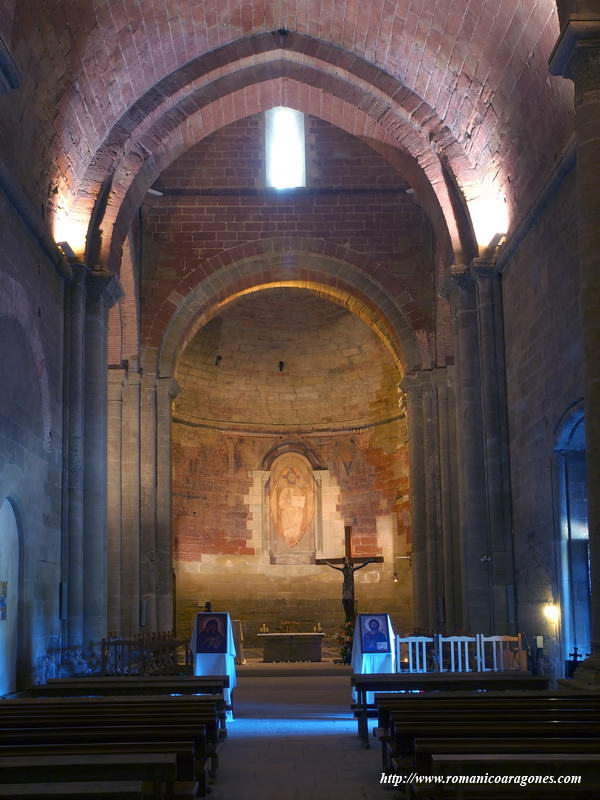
[265,107,306,189]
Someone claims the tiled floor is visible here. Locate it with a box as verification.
[208,675,389,800]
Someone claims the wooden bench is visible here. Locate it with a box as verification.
[372,690,600,797]
[389,719,600,761]
[0,742,197,795]
[0,693,227,741]
[415,753,600,799]
[374,691,600,768]
[0,754,177,800]
[0,782,144,798]
[351,673,551,746]
[0,724,211,792]
[0,692,223,796]
[28,675,229,698]
[413,737,600,773]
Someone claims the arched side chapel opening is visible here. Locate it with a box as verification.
[0,498,20,696]
[554,404,591,670]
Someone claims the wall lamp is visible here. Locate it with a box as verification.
[543,602,560,624]
[57,241,76,260]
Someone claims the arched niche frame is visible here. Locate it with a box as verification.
[263,451,322,566]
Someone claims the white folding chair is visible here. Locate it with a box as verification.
[395,635,434,673]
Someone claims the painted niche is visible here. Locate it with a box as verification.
[265,453,321,564]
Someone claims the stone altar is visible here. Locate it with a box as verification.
[257,632,325,662]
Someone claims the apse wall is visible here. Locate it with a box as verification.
[502,166,584,672]
[171,291,412,642]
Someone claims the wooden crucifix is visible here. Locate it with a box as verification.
[316,526,383,622]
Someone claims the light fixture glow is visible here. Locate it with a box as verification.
[265,106,306,189]
[468,190,509,252]
[53,210,87,257]
[543,603,560,624]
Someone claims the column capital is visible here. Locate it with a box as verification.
[549,15,600,88]
[440,264,473,300]
[401,366,454,393]
[470,255,499,279]
[157,375,181,401]
[86,270,124,309]
[69,261,89,286]
[400,371,427,394]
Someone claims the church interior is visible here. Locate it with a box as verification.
[0,0,599,797]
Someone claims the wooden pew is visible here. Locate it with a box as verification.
[374,690,600,798]
[0,727,210,795]
[351,672,550,746]
[416,753,600,799]
[0,754,177,800]
[0,692,223,794]
[413,737,600,774]
[389,719,600,762]
[0,693,227,741]
[28,675,229,698]
[0,702,214,779]
[0,782,144,798]
[0,742,196,795]
[374,691,600,769]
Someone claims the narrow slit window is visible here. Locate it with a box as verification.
[265,107,306,189]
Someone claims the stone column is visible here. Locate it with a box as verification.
[402,367,460,632]
[121,369,141,636]
[473,259,516,633]
[138,373,179,633]
[444,268,492,633]
[401,373,429,631]
[106,368,125,635]
[140,372,158,630]
[550,13,600,680]
[156,377,179,632]
[432,367,462,632]
[83,271,122,651]
[65,264,87,650]
[421,378,447,632]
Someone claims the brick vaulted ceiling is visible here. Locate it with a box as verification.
[0,0,574,274]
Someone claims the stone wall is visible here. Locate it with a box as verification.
[502,166,584,670]
[0,186,65,686]
[173,421,411,643]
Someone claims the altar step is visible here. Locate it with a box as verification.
[237,659,352,677]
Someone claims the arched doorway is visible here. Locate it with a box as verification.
[0,498,19,695]
[555,405,590,668]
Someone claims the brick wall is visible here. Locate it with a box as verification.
[142,113,434,345]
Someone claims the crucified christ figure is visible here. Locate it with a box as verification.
[316,526,384,622]
[323,556,375,622]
